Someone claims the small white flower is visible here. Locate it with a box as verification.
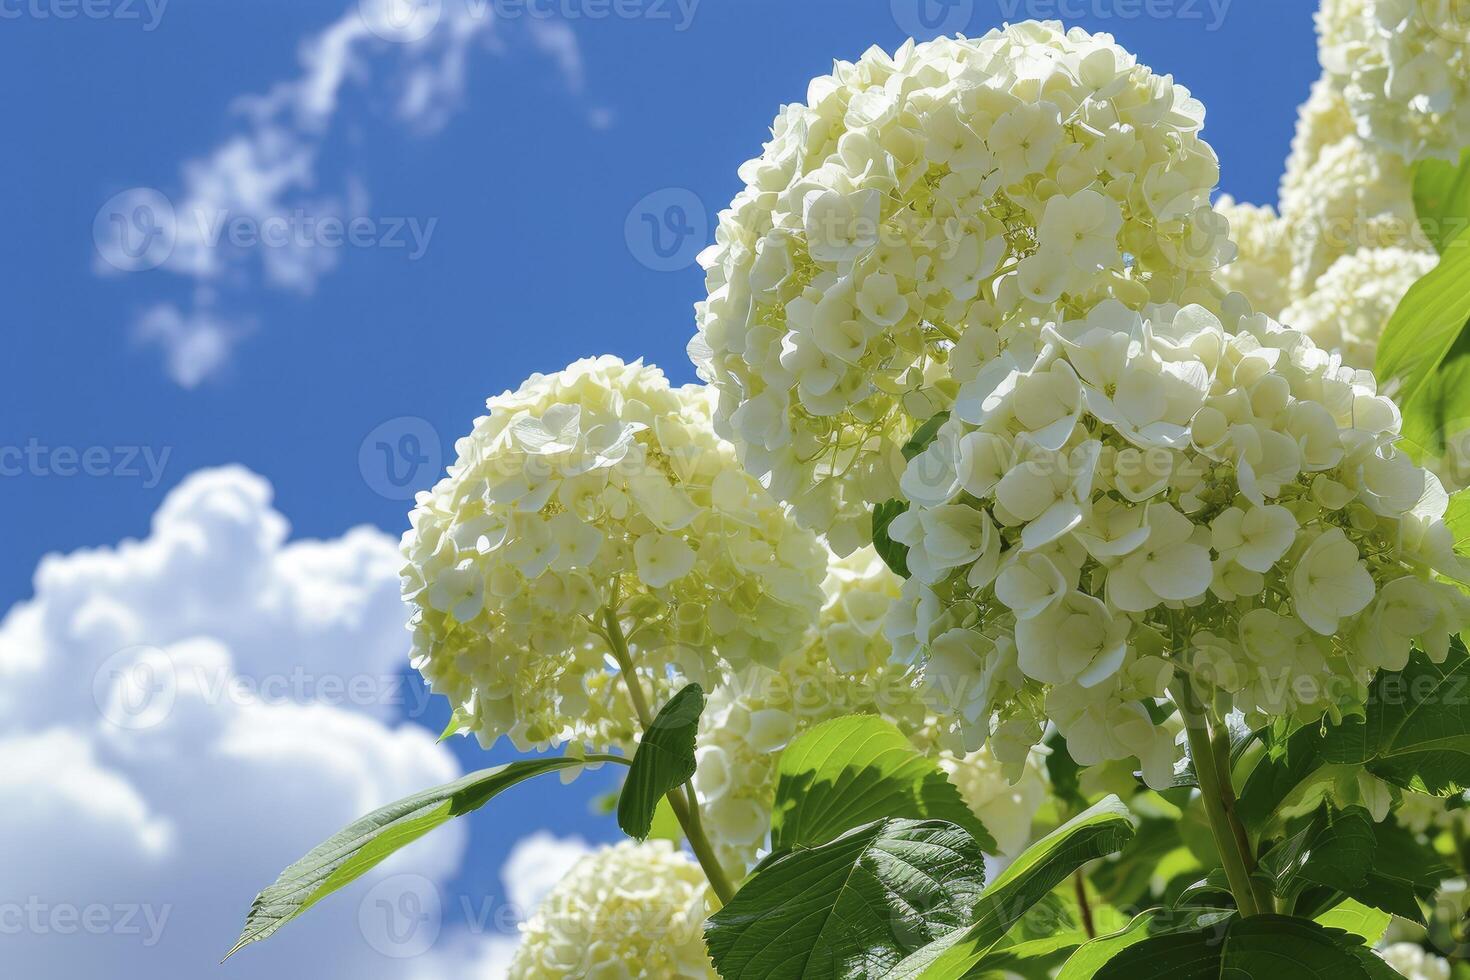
[1291,526,1375,635]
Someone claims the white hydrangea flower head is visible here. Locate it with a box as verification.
[1215,196,1293,319]
[1283,247,1439,369]
[1378,942,1452,980]
[401,357,827,753]
[692,546,929,873]
[508,839,716,979]
[1278,130,1429,300]
[691,23,1235,554]
[1318,0,1470,163]
[887,295,1470,784]
[1280,76,1360,205]
[940,743,1050,857]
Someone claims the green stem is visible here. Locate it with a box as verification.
[602,608,737,907]
[1171,675,1262,918]
[1210,723,1275,916]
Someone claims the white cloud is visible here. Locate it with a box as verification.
[101,0,592,386]
[133,300,250,388]
[499,831,593,917]
[0,467,538,978]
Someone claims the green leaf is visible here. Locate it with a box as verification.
[1348,947,1409,980]
[1404,327,1470,459]
[617,683,703,841]
[1259,806,1375,900]
[1447,490,1470,557]
[437,707,471,742]
[1315,899,1391,946]
[970,934,1086,978]
[704,818,987,980]
[225,754,626,959]
[1375,225,1468,457]
[1344,820,1449,923]
[1093,915,1386,979]
[873,499,911,579]
[1237,725,1335,835]
[771,715,995,854]
[903,411,950,461]
[1089,816,1188,911]
[1414,149,1470,253]
[1319,639,1470,796]
[881,796,1136,979]
[1057,908,1233,980]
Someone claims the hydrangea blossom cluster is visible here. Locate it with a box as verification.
[939,744,1050,857]
[1378,943,1452,980]
[401,357,826,753]
[693,547,928,872]
[1280,77,1361,205]
[691,544,1052,871]
[886,296,1470,784]
[1318,0,1470,162]
[1398,790,1470,837]
[1282,247,1439,368]
[1214,197,1292,319]
[508,840,716,979]
[690,22,1234,555]
[1278,125,1427,300]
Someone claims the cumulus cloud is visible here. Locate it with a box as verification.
[0,466,541,978]
[97,0,593,386]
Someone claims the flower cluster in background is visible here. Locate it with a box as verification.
[1221,5,1445,373]
[508,840,717,978]
[690,22,1234,555]
[401,356,826,753]
[1319,0,1470,163]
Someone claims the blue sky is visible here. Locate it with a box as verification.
[0,0,1319,960]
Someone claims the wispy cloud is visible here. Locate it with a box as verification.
[95,0,592,387]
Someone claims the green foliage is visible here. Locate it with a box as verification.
[704,818,987,980]
[1091,915,1387,979]
[1414,149,1470,253]
[1318,639,1470,796]
[770,715,994,853]
[871,411,950,579]
[879,796,1136,979]
[1259,805,1376,901]
[1375,224,1470,457]
[1057,908,1233,980]
[1447,490,1470,556]
[225,754,625,959]
[902,411,950,461]
[1314,899,1391,947]
[617,683,703,841]
[873,498,911,578]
